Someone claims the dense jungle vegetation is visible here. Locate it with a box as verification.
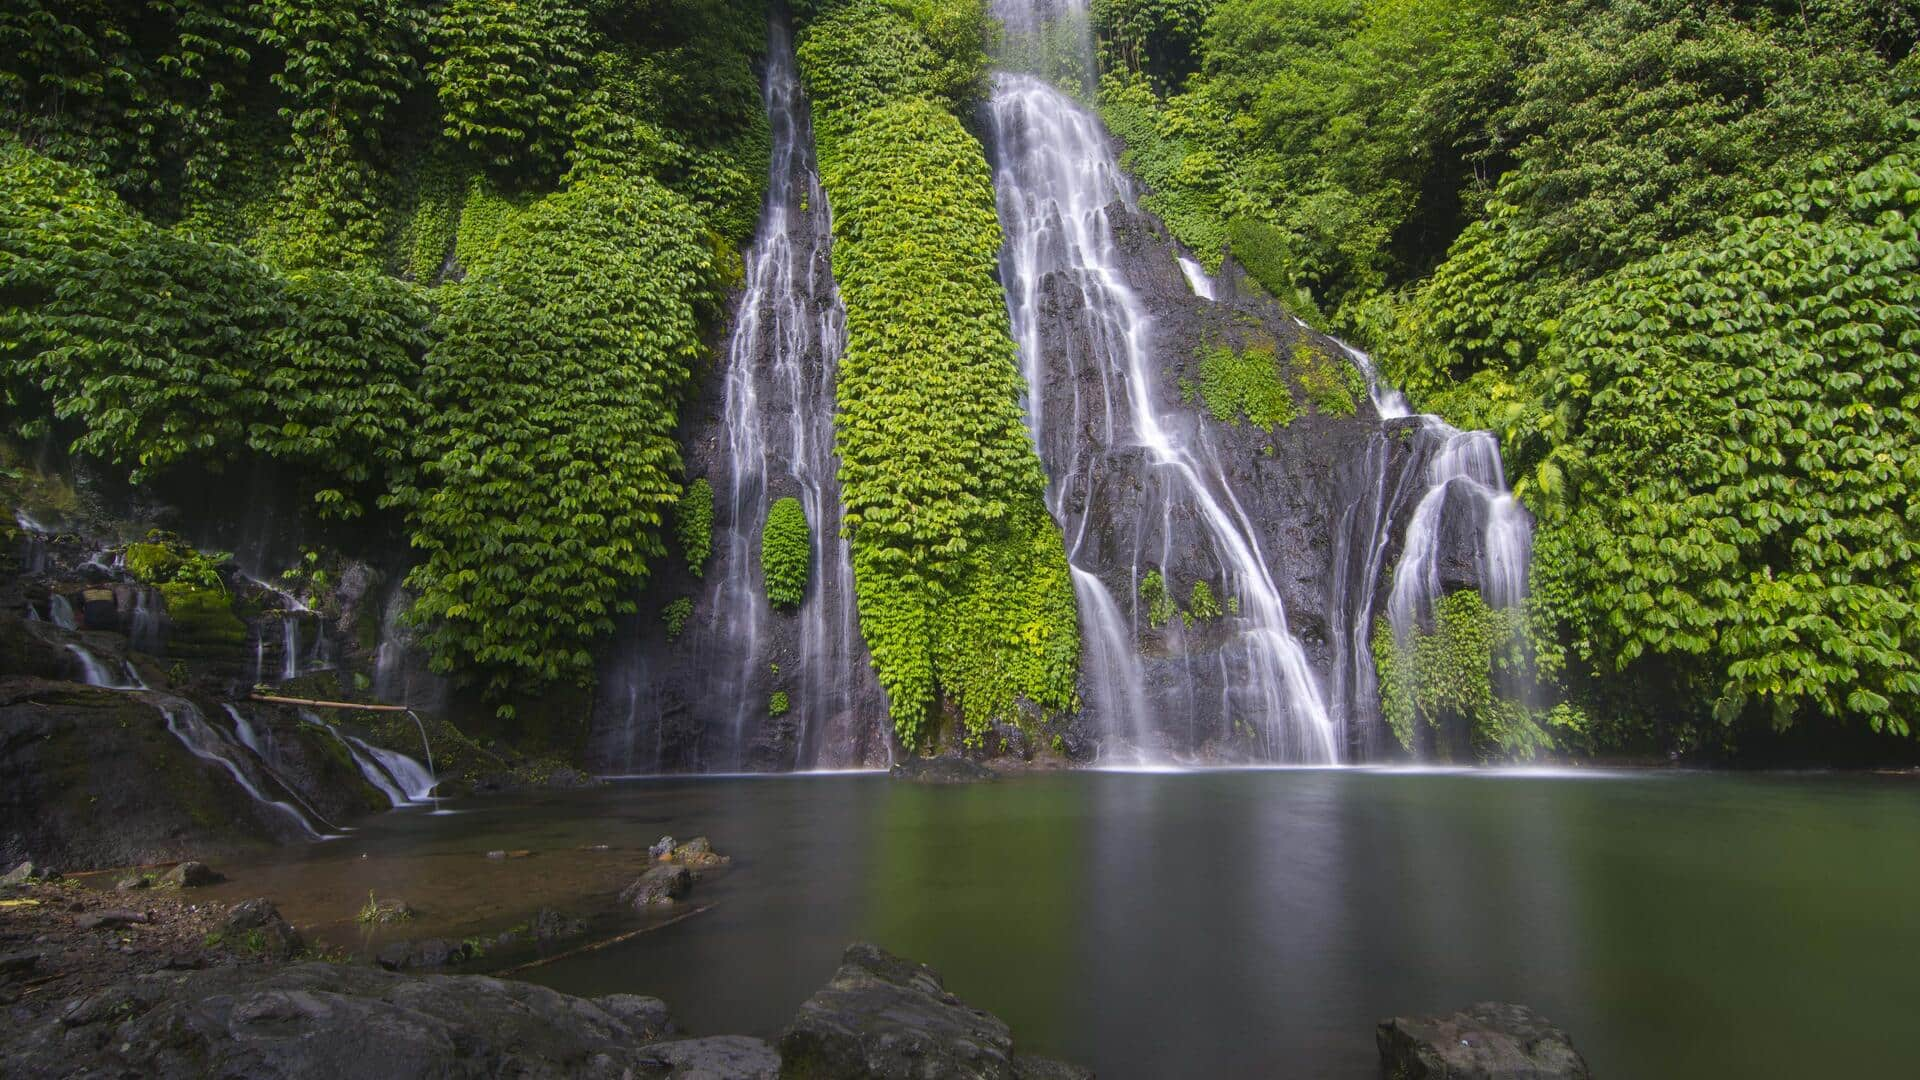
[1095,0,1920,754]
[1,0,769,713]
[2,0,1915,758]
[799,0,1081,748]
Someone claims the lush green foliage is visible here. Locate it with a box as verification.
[1194,343,1296,430]
[1106,0,1920,749]
[662,596,694,641]
[1185,579,1222,623]
[1525,150,1920,737]
[761,496,811,608]
[1373,590,1573,761]
[427,0,593,181]
[1139,569,1176,629]
[392,172,721,701]
[3,1,771,706]
[802,3,1080,746]
[678,478,715,577]
[1,143,426,515]
[769,690,791,717]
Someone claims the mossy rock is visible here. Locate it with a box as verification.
[124,542,184,584]
[158,583,247,654]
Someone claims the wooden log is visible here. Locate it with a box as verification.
[248,693,412,713]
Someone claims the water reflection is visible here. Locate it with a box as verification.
[180,771,1920,1079]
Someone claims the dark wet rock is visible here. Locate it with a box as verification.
[779,942,1030,1079]
[890,755,1000,784]
[670,836,731,870]
[0,950,40,976]
[221,898,303,961]
[531,907,588,940]
[649,835,676,860]
[114,872,154,891]
[375,937,474,971]
[620,864,693,908]
[637,1035,781,1078]
[597,993,676,1040]
[159,860,220,887]
[1014,1056,1096,1080]
[0,679,375,870]
[76,910,149,930]
[2,961,678,1079]
[1377,1002,1591,1080]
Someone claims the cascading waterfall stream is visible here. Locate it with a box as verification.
[612,17,881,773]
[222,703,348,833]
[985,58,1339,762]
[157,696,328,839]
[67,644,145,690]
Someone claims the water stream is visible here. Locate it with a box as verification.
[607,18,882,772]
[986,37,1338,762]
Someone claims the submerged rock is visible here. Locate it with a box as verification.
[159,860,220,887]
[375,938,474,971]
[889,756,999,784]
[620,864,693,908]
[1377,1001,1591,1079]
[779,942,1089,1080]
[669,836,731,870]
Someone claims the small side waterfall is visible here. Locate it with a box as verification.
[67,644,146,690]
[1177,257,1217,301]
[280,616,300,681]
[128,588,162,654]
[986,69,1339,762]
[48,593,78,630]
[222,703,348,833]
[158,697,326,839]
[604,17,883,772]
[301,708,437,807]
[1387,425,1533,636]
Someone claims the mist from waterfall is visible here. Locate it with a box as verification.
[984,25,1340,762]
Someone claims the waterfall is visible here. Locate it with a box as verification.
[128,587,162,654]
[1387,423,1534,636]
[281,616,300,680]
[221,703,348,833]
[302,708,436,807]
[985,69,1340,762]
[610,17,881,772]
[48,593,77,630]
[1177,257,1217,301]
[67,644,145,690]
[158,697,326,839]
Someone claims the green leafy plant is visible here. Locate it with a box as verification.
[761,496,810,608]
[769,690,790,717]
[1139,569,1176,630]
[678,478,715,577]
[662,597,694,642]
[1186,579,1222,623]
[1197,342,1295,431]
[801,12,1080,748]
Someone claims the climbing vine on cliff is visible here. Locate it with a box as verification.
[801,1,1080,747]
[391,172,722,704]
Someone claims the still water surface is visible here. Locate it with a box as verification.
[211,769,1920,1078]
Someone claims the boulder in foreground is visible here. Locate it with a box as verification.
[1377,1001,1591,1079]
[779,942,1090,1080]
